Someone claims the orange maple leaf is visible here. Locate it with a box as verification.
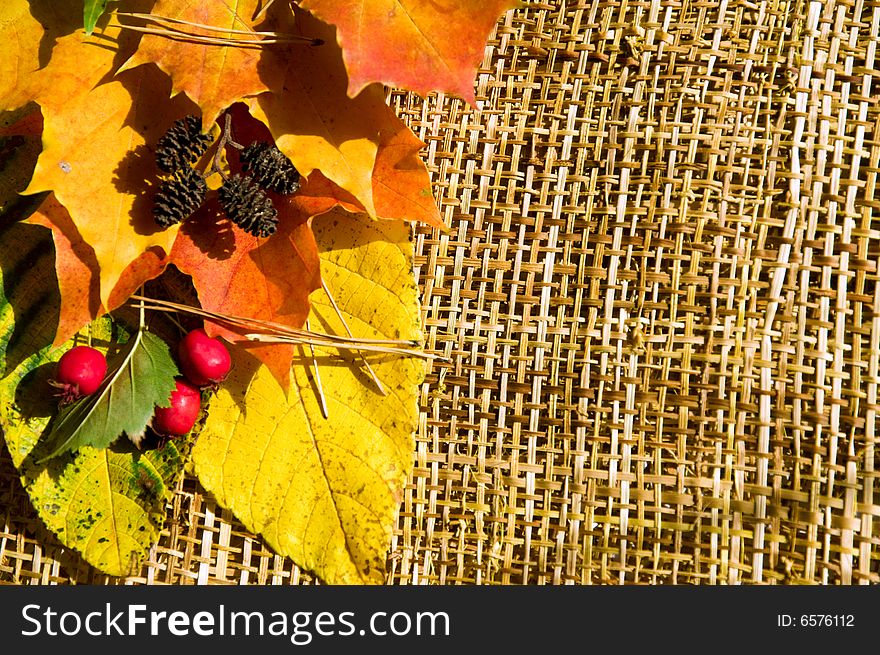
[246,8,394,218]
[300,0,520,103]
[170,107,323,389]
[118,0,282,127]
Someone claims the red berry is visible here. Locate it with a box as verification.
[52,345,107,403]
[152,379,201,437]
[178,328,232,387]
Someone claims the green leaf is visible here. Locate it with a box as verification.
[83,0,110,36]
[37,328,179,462]
[0,219,188,576]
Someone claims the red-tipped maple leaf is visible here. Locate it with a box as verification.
[170,106,322,390]
[300,0,520,103]
[297,108,444,229]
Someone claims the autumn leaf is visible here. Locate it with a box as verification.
[169,105,322,390]
[1,103,164,349]
[15,441,186,577]
[247,8,395,217]
[84,0,110,35]
[299,109,444,228]
[171,196,321,390]
[301,0,520,103]
[1,3,181,335]
[25,196,101,347]
[0,220,186,578]
[0,219,59,379]
[1,104,44,218]
[118,0,283,127]
[193,210,425,584]
[22,36,197,311]
[0,1,81,110]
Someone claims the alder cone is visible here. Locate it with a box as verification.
[240,141,301,195]
[152,167,207,228]
[218,174,279,237]
[155,115,212,173]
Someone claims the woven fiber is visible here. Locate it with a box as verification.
[3,0,880,585]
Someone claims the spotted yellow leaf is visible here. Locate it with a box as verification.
[0,219,187,577]
[193,210,425,584]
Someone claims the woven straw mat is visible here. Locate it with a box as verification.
[3,0,880,586]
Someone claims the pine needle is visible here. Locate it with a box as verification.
[305,319,329,419]
[114,11,321,47]
[129,295,439,360]
[321,279,387,396]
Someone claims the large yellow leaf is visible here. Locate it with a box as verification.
[119,0,280,127]
[193,210,425,584]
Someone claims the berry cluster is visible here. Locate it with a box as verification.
[153,328,232,439]
[50,329,233,445]
[150,114,302,239]
[152,115,211,228]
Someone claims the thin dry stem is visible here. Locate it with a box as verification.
[115,11,321,46]
[132,296,421,346]
[252,0,282,23]
[321,279,387,396]
[130,295,438,360]
[242,333,436,359]
[305,319,329,419]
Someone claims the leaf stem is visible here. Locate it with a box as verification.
[137,285,146,331]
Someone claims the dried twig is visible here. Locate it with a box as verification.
[305,319,329,418]
[321,279,387,396]
[129,295,439,360]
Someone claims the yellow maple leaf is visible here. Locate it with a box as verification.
[21,30,198,310]
[193,210,425,584]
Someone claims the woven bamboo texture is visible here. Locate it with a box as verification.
[3,0,880,585]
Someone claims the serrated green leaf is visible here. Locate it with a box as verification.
[37,329,179,462]
[0,219,187,576]
[83,0,110,36]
